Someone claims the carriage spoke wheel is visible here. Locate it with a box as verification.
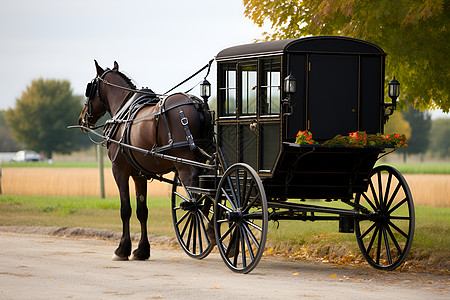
[355,165,415,270]
[171,172,215,259]
[214,163,268,274]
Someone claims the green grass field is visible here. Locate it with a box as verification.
[1,194,448,269]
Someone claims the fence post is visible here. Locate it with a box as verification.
[97,144,105,198]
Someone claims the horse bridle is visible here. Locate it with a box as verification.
[82,69,112,128]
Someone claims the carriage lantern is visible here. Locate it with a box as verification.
[384,76,400,118]
[282,73,296,115]
[200,79,211,102]
[284,73,297,94]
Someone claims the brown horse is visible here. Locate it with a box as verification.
[78,60,213,260]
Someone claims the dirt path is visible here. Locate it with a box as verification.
[0,231,448,299]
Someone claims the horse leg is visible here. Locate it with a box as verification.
[113,170,133,260]
[131,175,150,260]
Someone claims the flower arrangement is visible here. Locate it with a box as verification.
[296,130,317,145]
[295,130,407,148]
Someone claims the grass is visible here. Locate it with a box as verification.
[0,195,172,236]
[376,162,450,174]
[0,195,448,269]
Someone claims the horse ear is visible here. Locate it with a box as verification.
[113,61,119,71]
[94,60,104,76]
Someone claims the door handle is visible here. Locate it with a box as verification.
[249,122,257,132]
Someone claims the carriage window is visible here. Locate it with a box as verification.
[240,64,257,115]
[218,63,237,116]
[261,59,281,115]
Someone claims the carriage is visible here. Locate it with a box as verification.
[76,36,414,274]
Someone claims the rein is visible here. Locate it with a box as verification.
[97,58,214,98]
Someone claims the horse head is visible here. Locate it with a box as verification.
[78,60,133,129]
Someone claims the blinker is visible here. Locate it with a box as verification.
[85,82,92,97]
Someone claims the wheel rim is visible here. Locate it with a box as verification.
[171,173,214,259]
[214,163,268,273]
[355,165,415,270]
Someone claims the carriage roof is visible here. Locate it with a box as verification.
[216,36,385,61]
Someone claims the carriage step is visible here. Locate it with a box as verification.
[339,215,354,233]
[198,174,222,189]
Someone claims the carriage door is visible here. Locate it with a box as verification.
[238,62,258,170]
[308,54,359,140]
[217,60,281,173]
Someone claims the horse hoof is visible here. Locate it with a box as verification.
[131,249,150,261]
[112,254,129,261]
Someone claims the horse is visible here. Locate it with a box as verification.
[78,60,214,260]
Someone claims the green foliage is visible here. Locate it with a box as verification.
[4,79,90,158]
[384,111,411,137]
[243,0,450,112]
[0,111,20,152]
[430,118,450,158]
[401,106,432,155]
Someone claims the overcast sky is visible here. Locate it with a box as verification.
[1,0,447,119]
[0,0,265,109]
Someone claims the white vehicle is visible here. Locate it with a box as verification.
[11,150,42,162]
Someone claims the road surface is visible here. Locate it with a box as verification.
[0,232,448,299]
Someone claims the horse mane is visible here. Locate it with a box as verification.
[115,70,137,90]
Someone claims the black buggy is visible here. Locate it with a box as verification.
[171,36,414,273]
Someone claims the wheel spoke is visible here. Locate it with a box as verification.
[383,172,393,208]
[244,219,262,232]
[240,227,247,268]
[361,192,377,211]
[219,223,236,243]
[388,220,408,238]
[176,210,190,226]
[386,182,402,210]
[366,225,379,255]
[376,225,382,264]
[242,225,255,260]
[369,179,381,209]
[359,222,377,240]
[226,175,239,210]
[217,200,233,213]
[243,194,260,214]
[221,187,237,210]
[243,222,260,250]
[186,215,194,251]
[180,213,192,239]
[388,198,407,215]
[235,169,242,208]
[197,211,210,243]
[386,224,403,254]
[377,172,384,210]
[382,226,392,264]
[174,191,190,202]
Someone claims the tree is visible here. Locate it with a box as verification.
[5,79,89,159]
[385,111,411,137]
[401,106,432,160]
[0,111,20,152]
[430,118,450,159]
[243,0,450,112]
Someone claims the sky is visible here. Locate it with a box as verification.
[1,0,448,119]
[0,0,265,109]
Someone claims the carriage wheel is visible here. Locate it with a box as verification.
[355,165,415,270]
[214,163,268,273]
[171,172,215,259]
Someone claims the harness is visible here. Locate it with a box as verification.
[103,91,211,179]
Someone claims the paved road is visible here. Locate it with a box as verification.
[0,232,448,299]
